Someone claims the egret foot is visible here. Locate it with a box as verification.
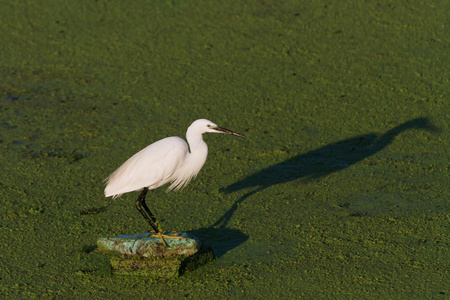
[147,230,168,246]
[156,231,167,246]
[150,232,183,239]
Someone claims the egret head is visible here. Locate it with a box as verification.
[190,119,245,138]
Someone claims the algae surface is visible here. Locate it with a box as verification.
[1,0,449,298]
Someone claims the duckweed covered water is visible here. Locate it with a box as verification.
[1,0,449,298]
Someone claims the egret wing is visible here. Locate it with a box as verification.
[104,137,188,198]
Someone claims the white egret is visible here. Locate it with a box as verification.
[104,119,245,245]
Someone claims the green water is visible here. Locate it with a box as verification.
[1,0,449,298]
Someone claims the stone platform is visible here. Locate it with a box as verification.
[97,232,215,277]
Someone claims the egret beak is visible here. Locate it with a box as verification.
[213,126,245,138]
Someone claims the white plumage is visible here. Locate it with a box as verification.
[105,119,244,198]
[104,136,194,198]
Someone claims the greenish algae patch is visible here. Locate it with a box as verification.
[107,246,215,278]
[110,255,181,277]
[0,0,449,298]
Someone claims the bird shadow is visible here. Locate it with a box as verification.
[190,117,438,257]
[224,117,438,194]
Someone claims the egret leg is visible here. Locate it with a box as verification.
[135,188,167,246]
[140,192,158,224]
